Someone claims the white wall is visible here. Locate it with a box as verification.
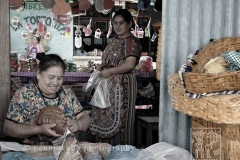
[10,1,74,60]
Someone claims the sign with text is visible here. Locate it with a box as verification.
[10,1,73,60]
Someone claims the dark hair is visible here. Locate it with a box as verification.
[113,9,133,24]
[36,53,66,73]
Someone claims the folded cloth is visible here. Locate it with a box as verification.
[222,51,240,68]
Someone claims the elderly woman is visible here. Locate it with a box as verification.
[3,53,91,145]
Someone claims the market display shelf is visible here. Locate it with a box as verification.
[11,71,156,78]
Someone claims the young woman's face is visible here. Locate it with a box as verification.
[37,66,64,98]
[113,15,131,37]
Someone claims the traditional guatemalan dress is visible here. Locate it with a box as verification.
[90,34,142,145]
[6,83,84,145]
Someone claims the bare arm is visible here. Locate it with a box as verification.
[3,119,62,138]
[100,56,137,78]
[66,110,91,133]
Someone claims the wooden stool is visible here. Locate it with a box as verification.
[136,116,159,148]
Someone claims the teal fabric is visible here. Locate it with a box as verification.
[2,152,55,160]
[108,145,136,160]
[137,0,151,10]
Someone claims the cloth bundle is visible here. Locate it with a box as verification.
[203,56,229,73]
[222,51,240,71]
[83,70,111,108]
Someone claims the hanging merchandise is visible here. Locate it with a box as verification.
[131,18,139,37]
[94,28,102,39]
[11,16,19,28]
[74,25,82,48]
[151,31,157,42]
[52,0,71,15]
[128,9,139,17]
[10,0,24,8]
[145,17,151,37]
[137,28,144,38]
[137,0,151,10]
[65,0,78,3]
[78,0,91,11]
[41,0,55,10]
[107,19,112,38]
[103,0,114,10]
[57,14,72,25]
[15,1,26,12]
[101,8,112,16]
[95,0,104,12]
[83,18,92,36]
[131,28,137,37]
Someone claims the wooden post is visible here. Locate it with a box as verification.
[0,0,10,137]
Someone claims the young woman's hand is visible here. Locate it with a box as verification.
[100,68,112,77]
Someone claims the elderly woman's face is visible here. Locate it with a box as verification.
[37,66,64,98]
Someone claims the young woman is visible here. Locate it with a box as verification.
[90,9,142,145]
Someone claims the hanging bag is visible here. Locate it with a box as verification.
[94,28,102,39]
[137,28,144,38]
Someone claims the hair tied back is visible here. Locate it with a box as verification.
[36,52,46,61]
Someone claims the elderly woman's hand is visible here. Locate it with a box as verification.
[66,117,79,133]
[39,123,62,137]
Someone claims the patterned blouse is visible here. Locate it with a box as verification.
[6,83,83,144]
[101,34,142,69]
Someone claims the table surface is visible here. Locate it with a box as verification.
[138,116,159,123]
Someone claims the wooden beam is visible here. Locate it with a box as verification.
[0,0,10,137]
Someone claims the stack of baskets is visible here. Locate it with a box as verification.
[168,37,240,159]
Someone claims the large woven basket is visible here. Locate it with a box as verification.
[183,37,240,93]
[168,73,240,124]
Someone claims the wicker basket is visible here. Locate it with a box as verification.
[192,117,240,160]
[168,73,240,124]
[183,37,240,94]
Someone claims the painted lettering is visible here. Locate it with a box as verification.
[24,17,30,22]
[11,15,66,34]
[33,3,38,10]
[58,26,66,31]
[30,17,36,25]
[26,3,45,10]
[45,17,52,26]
